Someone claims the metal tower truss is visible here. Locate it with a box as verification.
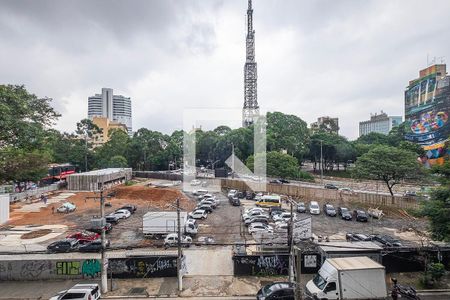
[243,0,259,127]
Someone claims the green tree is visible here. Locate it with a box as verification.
[107,155,129,168]
[356,132,391,145]
[352,145,425,196]
[75,118,102,171]
[266,112,310,161]
[246,151,313,181]
[421,161,450,241]
[128,128,170,170]
[95,129,130,168]
[0,148,51,183]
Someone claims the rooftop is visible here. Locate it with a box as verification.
[69,168,131,177]
[327,256,384,270]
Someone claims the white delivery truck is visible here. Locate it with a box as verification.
[143,211,198,239]
[305,256,387,300]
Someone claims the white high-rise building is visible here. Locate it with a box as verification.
[359,111,402,137]
[88,88,132,134]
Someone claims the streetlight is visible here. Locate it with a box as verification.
[320,140,324,185]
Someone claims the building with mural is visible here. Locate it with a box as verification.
[404,64,450,166]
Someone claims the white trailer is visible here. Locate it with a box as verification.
[305,256,387,300]
[143,211,197,238]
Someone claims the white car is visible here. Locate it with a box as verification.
[275,221,289,231]
[242,209,266,220]
[199,199,216,208]
[193,189,208,196]
[190,179,202,186]
[188,209,208,219]
[273,212,296,222]
[227,189,237,198]
[50,283,100,300]
[248,223,273,234]
[204,196,220,207]
[309,201,320,215]
[254,193,263,201]
[244,207,265,215]
[112,209,131,219]
[164,233,192,247]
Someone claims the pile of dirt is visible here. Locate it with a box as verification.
[21,229,53,239]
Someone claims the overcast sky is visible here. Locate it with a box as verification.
[1,0,449,139]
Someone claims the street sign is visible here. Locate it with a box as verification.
[293,217,312,240]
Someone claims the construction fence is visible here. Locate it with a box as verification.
[220,179,422,210]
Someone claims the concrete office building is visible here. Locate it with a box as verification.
[310,116,339,134]
[359,111,402,136]
[88,88,132,134]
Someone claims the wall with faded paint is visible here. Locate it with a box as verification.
[0,256,178,281]
[0,195,9,224]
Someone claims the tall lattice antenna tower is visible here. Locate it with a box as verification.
[242,0,259,127]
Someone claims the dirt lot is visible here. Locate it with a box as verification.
[5,183,196,248]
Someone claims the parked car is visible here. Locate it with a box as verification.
[47,238,79,253]
[78,239,110,252]
[270,208,285,218]
[340,187,354,194]
[309,201,320,215]
[242,209,266,220]
[269,179,282,184]
[193,189,208,196]
[66,231,100,244]
[190,179,201,186]
[227,189,237,199]
[119,204,137,213]
[105,215,119,224]
[230,197,241,206]
[248,222,273,234]
[199,199,216,208]
[256,282,294,300]
[273,212,296,222]
[404,190,417,197]
[279,179,290,184]
[86,223,113,234]
[324,183,339,190]
[296,202,306,213]
[346,233,372,242]
[164,233,192,247]
[56,202,76,213]
[338,207,352,220]
[371,234,402,247]
[49,283,101,300]
[323,204,337,217]
[245,207,265,214]
[245,191,255,200]
[245,215,269,226]
[195,204,213,213]
[188,209,208,220]
[254,192,263,201]
[275,221,289,231]
[354,209,368,222]
[112,209,131,219]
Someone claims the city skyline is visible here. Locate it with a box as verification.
[1,0,450,139]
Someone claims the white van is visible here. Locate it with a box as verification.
[256,195,281,208]
[309,201,320,215]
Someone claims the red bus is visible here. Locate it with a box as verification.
[41,163,77,184]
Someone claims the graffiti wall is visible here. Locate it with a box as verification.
[0,256,178,281]
[109,256,178,278]
[233,253,320,276]
[405,67,450,166]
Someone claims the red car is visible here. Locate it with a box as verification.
[66,231,100,244]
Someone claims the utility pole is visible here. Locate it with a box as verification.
[288,199,294,282]
[84,134,88,172]
[100,189,107,294]
[176,198,182,292]
[294,246,302,300]
[320,140,324,185]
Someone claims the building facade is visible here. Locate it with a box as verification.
[359,112,402,136]
[310,116,339,134]
[88,88,132,134]
[404,64,450,166]
[91,116,128,148]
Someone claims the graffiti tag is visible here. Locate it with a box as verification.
[82,259,101,277]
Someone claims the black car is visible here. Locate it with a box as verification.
[47,238,79,253]
[231,197,241,206]
[279,179,290,184]
[354,209,368,222]
[338,207,352,220]
[78,239,110,252]
[296,202,306,213]
[86,223,113,234]
[257,282,294,300]
[323,204,337,217]
[105,215,119,224]
[371,235,402,247]
[236,191,245,199]
[245,191,255,200]
[346,233,372,241]
[325,183,339,190]
[119,204,137,213]
[195,204,213,213]
[269,206,284,216]
[269,179,282,184]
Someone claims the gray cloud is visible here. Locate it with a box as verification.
[0,0,449,139]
